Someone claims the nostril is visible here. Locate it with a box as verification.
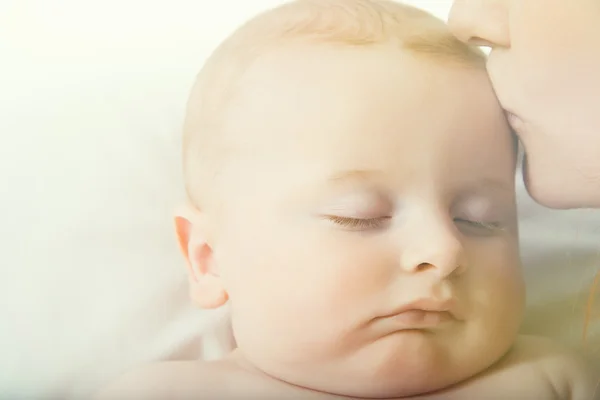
[416,263,433,272]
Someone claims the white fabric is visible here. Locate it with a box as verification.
[517,178,600,353]
[0,1,598,398]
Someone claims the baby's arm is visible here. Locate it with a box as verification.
[514,335,598,400]
[547,345,599,400]
[441,335,598,400]
[92,361,224,400]
[92,363,178,400]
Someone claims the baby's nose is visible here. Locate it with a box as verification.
[399,222,466,279]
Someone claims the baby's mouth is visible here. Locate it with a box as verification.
[391,309,454,330]
[374,296,461,331]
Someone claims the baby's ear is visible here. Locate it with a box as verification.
[174,205,228,309]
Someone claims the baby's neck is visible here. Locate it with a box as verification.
[223,350,450,400]
[222,350,344,399]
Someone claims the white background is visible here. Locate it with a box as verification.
[1,1,598,399]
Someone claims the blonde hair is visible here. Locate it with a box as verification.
[183,0,486,208]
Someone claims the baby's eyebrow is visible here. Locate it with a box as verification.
[467,178,512,194]
[323,171,512,197]
[326,169,384,185]
[325,169,384,187]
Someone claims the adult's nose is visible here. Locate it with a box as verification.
[448,0,511,48]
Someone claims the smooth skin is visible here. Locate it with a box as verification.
[449,0,600,210]
[94,44,597,400]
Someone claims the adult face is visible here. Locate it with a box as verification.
[449,0,600,209]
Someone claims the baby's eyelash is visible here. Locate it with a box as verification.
[324,216,503,232]
[324,215,391,230]
[454,218,503,231]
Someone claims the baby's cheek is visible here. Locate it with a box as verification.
[311,236,396,304]
[468,257,524,330]
[274,237,392,331]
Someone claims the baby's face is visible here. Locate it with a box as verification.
[212,44,524,398]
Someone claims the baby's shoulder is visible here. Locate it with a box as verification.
[92,359,243,400]
[499,335,598,399]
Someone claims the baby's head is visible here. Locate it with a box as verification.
[176,0,524,397]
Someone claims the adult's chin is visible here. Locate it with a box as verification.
[522,153,600,210]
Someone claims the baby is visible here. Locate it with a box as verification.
[96,1,598,399]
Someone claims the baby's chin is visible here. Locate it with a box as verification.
[235,332,508,398]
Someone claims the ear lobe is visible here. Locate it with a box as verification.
[174,209,228,309]
[188,273,229,309]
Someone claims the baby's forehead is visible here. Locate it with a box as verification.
[219,46,509,174]
[232,44,414,102]
[224,43,494,127]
